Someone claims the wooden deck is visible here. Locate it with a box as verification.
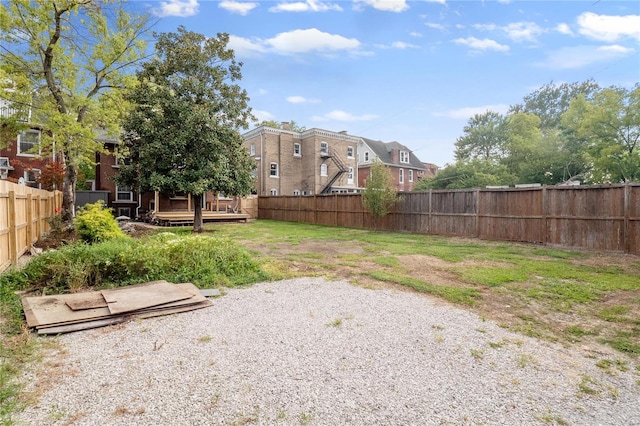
[154,211,250,226]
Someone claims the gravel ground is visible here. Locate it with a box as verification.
[15,278,640,425]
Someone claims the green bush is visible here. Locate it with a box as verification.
[74,201,127,243]
[0,232,269,299]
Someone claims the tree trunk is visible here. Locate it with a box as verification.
[62,162,77,221]
[193,194,203,233]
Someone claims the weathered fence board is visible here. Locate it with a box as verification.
[0,181,62,272]
[258,183,640,255]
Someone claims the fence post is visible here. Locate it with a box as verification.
[35,194,41,240]
[8,191,17,267]
[624,183,630,254]
[428,190,432,234]
[542,186,548,245]
[475,189,481,238]
[26,193,33,248]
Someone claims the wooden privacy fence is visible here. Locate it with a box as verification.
[258,183,640,255]
[0,180,63,272]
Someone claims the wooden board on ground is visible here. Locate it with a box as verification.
[21,281,214,333]
[22,294,112,328]
[101,280,193,315]
[66,292,107,310]
[36,317,128,335]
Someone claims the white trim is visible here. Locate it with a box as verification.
[399,168,404,184]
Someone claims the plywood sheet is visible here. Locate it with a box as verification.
[21,281,215,333]
[37,317,127,335]
[66,292,107,310]
[135,300,213,319]
[22,294,112,328]
[101,281,192,315]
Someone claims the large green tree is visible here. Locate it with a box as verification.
[509,80,600,131]
[454,111,507,162]
[118,26,256,232]
[562,85,640,183]
[0,0,152,218]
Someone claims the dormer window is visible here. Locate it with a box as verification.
[400,150,409,164]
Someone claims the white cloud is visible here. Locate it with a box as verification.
[267,28,361,54]
[286,96,321,104]
[251,110,275,123]
[473,23,497,31]
[151,0,199,17]
[555,23,573,36]
[473,22,544,42]
[452,37,509,53]
[229,29,362,57]
[354,0,409,13]
[376,41,419,49]
[312,110,378,122]
[228,35,267,57]
[258,89,268,95]
[425,22,445,31]
[409,31,423,38]
[503,22,544,42]
[538,44,635,69]
[219,1,258,15]
[433,104,510,119]
[577,12,640,42]
[269,1,342,12]
[392,41,419,49]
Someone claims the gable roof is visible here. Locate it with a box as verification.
[361,138,427,170]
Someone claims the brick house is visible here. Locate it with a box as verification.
[243,125,360,196]
[357,139,430,192]
[0,98,60,189]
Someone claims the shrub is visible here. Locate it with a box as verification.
[74,201,126,243]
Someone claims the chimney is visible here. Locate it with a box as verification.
[281,122,290,130]
[338,130,347,135]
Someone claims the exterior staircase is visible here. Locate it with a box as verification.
[320,148,348,194]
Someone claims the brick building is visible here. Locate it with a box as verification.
[357,138,430,191]
[243,125,360,196]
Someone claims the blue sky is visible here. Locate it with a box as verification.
[135,0,640,166]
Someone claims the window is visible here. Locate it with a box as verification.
[348,167,354,184]
[320,163,328,177]
[293,189,300,196]
[364,152,369,162]
[250,143,255,156]
[320,142,328,155]
[347,146,354,158]
[399,168,404,184]
[408,169,414,182]
[116,185,133,201]
[24,169,40,188]
[270,162,279,177]
[270,188,278,196]
[18,129,41,156]
[293,143,301,156]
[117,207,131,218]
[400,150,409,164]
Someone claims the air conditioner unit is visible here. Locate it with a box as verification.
[0,168,8,180]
